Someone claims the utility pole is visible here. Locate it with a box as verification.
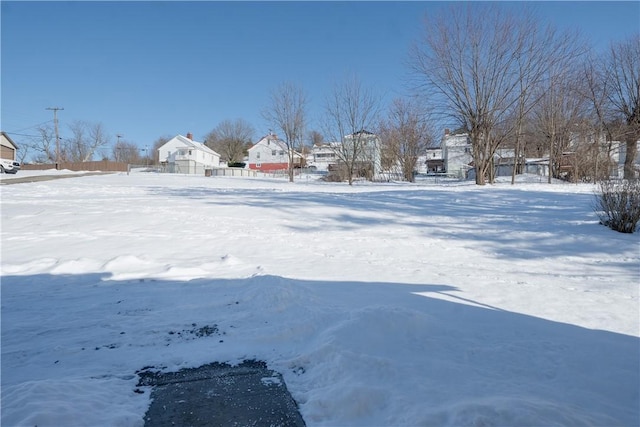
[116,134,123,162]
[46,107,64,167]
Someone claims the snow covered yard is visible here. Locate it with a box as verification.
[1,172,638,426]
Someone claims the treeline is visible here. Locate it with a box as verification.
[18,4,638,185]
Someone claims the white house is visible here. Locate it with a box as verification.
[247,133,304,172]
[610,140,640,178]
[343,130,383,177]
[424,148,444,174]
[308,143,339,171]
[442,129,473,178]
[158,133,220,174]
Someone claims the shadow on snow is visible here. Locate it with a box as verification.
[1,272,638,425]
[147,185,634,262]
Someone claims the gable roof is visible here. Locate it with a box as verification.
[248,134,306,159]
[171,134,220,157]
[1,131,19,150]
[249,134,289,152]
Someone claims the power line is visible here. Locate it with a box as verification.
[7,119,54,134]
[2,131,42,138]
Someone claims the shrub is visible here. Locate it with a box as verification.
[594,179,640,233]
[228,162,246,168]
[321,171,344,182]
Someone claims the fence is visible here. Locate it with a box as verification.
[22,160,129,172]
[210,168,258,177]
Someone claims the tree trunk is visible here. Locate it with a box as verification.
[623,138,638,179]
[475,162,486,185]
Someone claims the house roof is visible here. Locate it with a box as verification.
[249,134,288,152]
[171,134,220,157]
[349,129,375,136]
[248,134,306,158]
[345,130,378,140]
[1,131,19,150]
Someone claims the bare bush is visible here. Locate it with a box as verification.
[594,179,640,233]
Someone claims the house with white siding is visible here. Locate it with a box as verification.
[247,133,303,172]
[307,143,339,171]
[344,130,383,177]
[157,133,220,174]
[442,129,473,178]
[425,148,444,174]
[609,140,640,178]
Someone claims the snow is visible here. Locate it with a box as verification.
[0,168,89,179]
[1,171,638,426]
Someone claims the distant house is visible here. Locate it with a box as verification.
[425,148,444,174]
[343,130,383,177]
[1,131,18,161]
[442,129,473,178]
[308,143,339,171]
[247,133,304,172]
[157,132,220,174]
[612,140,640,178]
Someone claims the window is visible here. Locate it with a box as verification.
[272,150,277,156]
[256,152,261,159]
[279,151,284,156]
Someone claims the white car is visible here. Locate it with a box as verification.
[0,158,21,174]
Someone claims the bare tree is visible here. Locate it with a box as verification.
[87,123,110,162]
[112,140,141,164]
[262,82,308,182]
[66,121,111,162]
[602,35,639,179]
[151,135,172,164]
[30,124,57,163]
[15,142,30,164]
[308,130,324,146]
[508,20,568,184]
[322,74,381,185]
[532,65,587,182]
[204,119,254,164]
[409,4,583,184]
[378,98,434,182]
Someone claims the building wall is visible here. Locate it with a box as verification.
[248,135,298,171]
[1,133,17,160]
[248,162,289,171]
[308,145,338,171]
[1,144,15,160]
[342,133,382,176]
[158,138,184,163]
[175,148,219,169]
[442,133,472,178]
[158,135,220,174]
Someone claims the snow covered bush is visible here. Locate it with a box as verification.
[595,179,640,233]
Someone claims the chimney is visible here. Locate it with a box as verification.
[186,132,193,140]
[444,128,450,136]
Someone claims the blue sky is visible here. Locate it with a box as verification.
[2,1,639,158]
